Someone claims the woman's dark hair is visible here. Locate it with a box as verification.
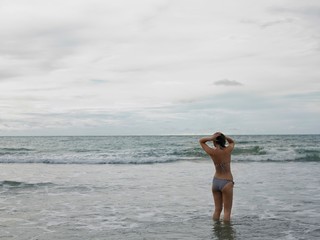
[215,134,226,148]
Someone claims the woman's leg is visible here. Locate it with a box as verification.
[212,190,223,221]
[222,182,233,221]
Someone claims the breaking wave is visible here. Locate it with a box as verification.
[0,135,319,164]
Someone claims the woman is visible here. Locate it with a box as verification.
[199,132,235,221]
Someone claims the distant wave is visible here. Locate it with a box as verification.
[0,148,34,156]
[0,156,318,165]
[0,147,33,151]
[0,180,54,188]
[0,135,319,165]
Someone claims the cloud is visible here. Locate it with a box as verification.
[213,79,243,86]
[270,5,320,19]
[0,0,320,135]
[90,79,110,84]
[241,18,294,29]
[0,70,20,81]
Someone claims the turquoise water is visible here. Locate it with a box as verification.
[0,135,319,239]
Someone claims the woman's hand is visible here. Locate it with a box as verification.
[199,136,214,143]
[212,132,222,139]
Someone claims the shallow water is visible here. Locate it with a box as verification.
[0,161,319,239]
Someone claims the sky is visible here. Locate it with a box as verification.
[0,0,319,135]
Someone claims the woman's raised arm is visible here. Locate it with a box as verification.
[199,136,215,155]
[225,135,235,150]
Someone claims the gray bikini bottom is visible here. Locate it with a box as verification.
[212,177,234,192]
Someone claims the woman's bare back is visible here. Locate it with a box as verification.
[211,147,233,180]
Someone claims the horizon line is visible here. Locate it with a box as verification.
[0,133,319,137]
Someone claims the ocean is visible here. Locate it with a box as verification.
[0,135,319,239]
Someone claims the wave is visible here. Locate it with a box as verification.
[0,155,318,165]
[0,148,33,152]
[0,157,189,165]
[0,180,54,188]
[233,146,267,155]
[0,135,319,165]
[296,154,320,162]
[234,157,320,163]
[0,148,34,156]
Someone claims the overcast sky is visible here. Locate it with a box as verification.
[1,0,319,135]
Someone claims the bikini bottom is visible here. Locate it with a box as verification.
[212,177,234,192]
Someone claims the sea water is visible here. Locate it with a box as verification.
[0,135,319,239]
